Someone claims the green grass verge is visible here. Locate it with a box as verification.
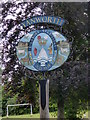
[2,112,57,118]
[2,111,89,119]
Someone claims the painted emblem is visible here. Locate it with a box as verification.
[16,29,70,71]
[34,48,37,56]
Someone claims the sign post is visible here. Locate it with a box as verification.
[16,16,70,118]
[39,79,49,118]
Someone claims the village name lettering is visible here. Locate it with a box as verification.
[20,16,65,28]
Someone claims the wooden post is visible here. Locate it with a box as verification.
[39,79,49,119]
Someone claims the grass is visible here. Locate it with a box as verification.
[2,111,89,119]
[4,113,40,118]
[2,112,57,119]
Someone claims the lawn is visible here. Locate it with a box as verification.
[2,112,57,119]
[2,111,89,119]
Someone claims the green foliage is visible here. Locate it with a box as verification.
[49,97,57,112]
[49,97,57,118]
[2,87,8,116]
[7,94,18,105]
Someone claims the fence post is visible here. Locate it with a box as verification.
[7,105,8,118]
[30,104,32,115]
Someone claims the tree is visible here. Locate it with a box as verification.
[45,3,88,119]
[1,1,42,116]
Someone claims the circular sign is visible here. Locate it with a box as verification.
[16,29,70,71]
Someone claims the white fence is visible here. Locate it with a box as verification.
[7,103,32,117]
